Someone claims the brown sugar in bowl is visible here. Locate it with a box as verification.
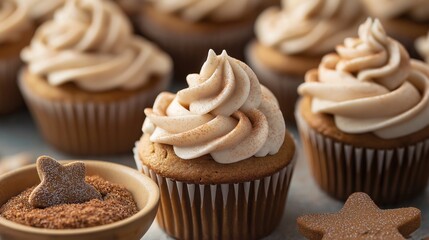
[0,161,159,240]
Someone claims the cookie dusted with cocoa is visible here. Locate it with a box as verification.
[29,156,102,208]
[297,192,421,240]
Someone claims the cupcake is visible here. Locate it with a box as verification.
[136,0,267,80]
[19,0,172,155]
[134,50,296,239]
[361,0,429,55]
[246,0,363,123]
[296,18,429,204]
[0,0,33,114]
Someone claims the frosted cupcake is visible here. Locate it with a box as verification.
[136,0,268,80]
[0,0,33,114]
[246,0,363,123]
[361,0,429,55]
[19,0,172,155]
[134,50,296,239]
[297,18,429,204]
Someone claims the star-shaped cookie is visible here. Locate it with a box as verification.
[297,192,421,240]
[29,156,102,208]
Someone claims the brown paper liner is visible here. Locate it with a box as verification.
[19,74,170,156]
[246,46,302,125]
[296,106,429,205]
[0,55,24,114]
[136,7,255,81]
[134,146,296,240]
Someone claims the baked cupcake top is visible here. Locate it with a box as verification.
[143,50,286,164]
[147,0,259,22]
[255,0,362,56]
[21,0,172,92]
[0,0,31,44]
[362,0,429,22]
[416,32,429,63]
[298,18,429,139]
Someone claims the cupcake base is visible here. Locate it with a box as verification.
[19,69,170,155]
[134,133,296,240]
[136,5,256,81]
[296,97,429,205]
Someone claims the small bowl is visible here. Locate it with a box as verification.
[0,160,159,240]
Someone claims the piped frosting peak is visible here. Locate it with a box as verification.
[143,50,286,164]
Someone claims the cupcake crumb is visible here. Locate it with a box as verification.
[0,176,138,229]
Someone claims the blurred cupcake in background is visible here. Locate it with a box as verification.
[136,0,267,81]
[246,0,363,123]
[25,0,137,26]
[361,0,429,56]
[416,31,429,63]
[0,0,33,115]
[19,0,172,155]
[296,18,429,204]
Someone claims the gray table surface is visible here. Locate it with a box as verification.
[1,110,429,240]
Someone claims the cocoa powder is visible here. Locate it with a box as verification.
[0,176,138,229]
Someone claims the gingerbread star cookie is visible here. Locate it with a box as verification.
[297,192,421,240]
[29,156,102,208]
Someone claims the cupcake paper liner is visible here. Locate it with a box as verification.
[296,107,429,205]
[137,11,254,80]
[246,47,302,124]
[0,55,24,114]
[134,146,296,240]
[19,75,169,155]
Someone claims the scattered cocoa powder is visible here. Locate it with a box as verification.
[0,176,139,229]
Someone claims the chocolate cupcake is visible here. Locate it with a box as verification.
[19,0,172,155]
[246,0,364,123]
[296,18,429,204]
[135,0,270,80]
[134,50,296,239]
[0,0,33,114]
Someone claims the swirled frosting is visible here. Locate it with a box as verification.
[255,0,363,55]
[298,18,429,139]
[0,0,31,44]
[25,0,65,21]
[416,32,429,63]
[362,0,429,22]
[147,0,259,22]
[143,50,286,164]
[21,0,172,92]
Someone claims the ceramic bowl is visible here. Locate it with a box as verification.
[0,160,159,240]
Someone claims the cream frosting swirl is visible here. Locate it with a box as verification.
[21,0,172,92]
[143,50,286,164]
[255,0,363,55]
[362,0,429,22]
[0,0,31,44]
[25,0,65,21]
[298,18,429,139]
[416,32,429,63]
[147,0,259,22]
